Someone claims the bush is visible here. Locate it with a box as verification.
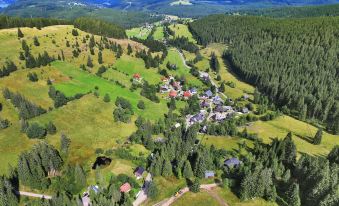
[46,121,57,135]
[137,100,145,110]
[103,94,111,102]
[0,118,9,129]
[72,29,79,36]
[26,123,47,139]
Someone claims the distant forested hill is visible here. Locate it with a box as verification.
[1,0,162,28]
[189,15,339,134]
[232,3,339,17]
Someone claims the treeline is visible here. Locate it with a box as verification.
[0,15,70,29]
[233,3,339,18]
[189,15,339,134]
[18,143,63,190]
[3,88,46,119]
[168,37,199,53]
[0,60,17,78]
[131,37,167,53]
[73,17,126,39]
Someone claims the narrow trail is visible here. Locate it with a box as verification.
[16,191,52,199]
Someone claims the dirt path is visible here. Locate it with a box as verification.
[203,187,228,206]
[17,191,52,199]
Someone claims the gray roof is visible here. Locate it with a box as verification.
[205,90,213,97]
[224,158,241,167]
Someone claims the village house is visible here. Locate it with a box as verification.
[183,91,191,99]
[189,88,198,95]
[224,157,241,168]
[205,170,215,178]
[169,90,177,98]
[132,73,143,85]
[212,95,224,105]
[120,182,132,193]
[204,90,213,99]
[199,71,210,81]
[134,167,145,179]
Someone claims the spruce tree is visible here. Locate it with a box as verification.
[60,134,71,156]
[190,178,200,193]
[285,183,301,206]
[183,160,193,179]
[127,44,133,55]
[98,51,103,64]
[87,56,93,68]
[161,159,173,177]
[103,94,110,103]
[17,28,24,38]
[33,36,40,46]
[313,128,323,145]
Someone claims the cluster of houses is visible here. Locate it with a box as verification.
[185,89,250,127]
[160,75,197,99]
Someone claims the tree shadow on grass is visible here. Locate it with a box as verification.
[295,134,314,144]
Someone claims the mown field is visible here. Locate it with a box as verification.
[169,23,196,43]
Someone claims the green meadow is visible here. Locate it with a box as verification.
[169,24,196,43]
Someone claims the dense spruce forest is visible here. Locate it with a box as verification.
[0,15,70,29]
[189,15,339,134]
[232,4,339,18]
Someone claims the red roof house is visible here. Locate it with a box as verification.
[169,90,177,98]
[133,73,141,79]
[183,91,191,98]
[120,182,131,193]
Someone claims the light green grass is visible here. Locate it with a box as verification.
[246,115,339,156]
[169,24,196,43]
[126,27,151,40]
[161,48,203,87]
[172,191,221,206]
[216,188,277,206]
[199,135,253,152]
[52,61,168,120]
[114,55,162,85]
[153,26,164,40]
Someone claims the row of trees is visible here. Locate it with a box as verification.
[189,15,339,134]
[0,15,70,29]
[168,37,199,53]
[3,88,46,119]
[0,61,17,78]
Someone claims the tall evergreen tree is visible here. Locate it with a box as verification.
[17,28,24,38]
[313,128,323,145]
[285,183,301,206]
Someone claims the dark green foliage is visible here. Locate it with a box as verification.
[183,160,193,179]
[2,88,46,119]
[168,37,198,53]
[0,16,69,29]
[190,178,200,193]
[74,17,126,39]
[96,65,107,77]
[135,49,161,68]
[137,100,145,110]
[71,29,78,36]
[0,176,19,206]
[46,121,57,135]
[190,15,339,133]
[285,183,301,206]
[27,72,38,82]
[147,182,158,199]
[52,164,86,195]
[132,38,167,53]
[33,36,40,46]
[113,97,134,123]
[127,44,132,55]
[140,81,159,103]
[26,122,47,139]
[87,56,93,68]
[182,95,200,115]
[0,61,17,78]
[103,94,110,103]
[48,86,69,108]
[210,52,220,73]
[18,143,63,190]
[25,51,54,69]
[17,28,24,38]
[60,134,71,156]
[327,145,339,164]
[162,159,173,177]
[0,117,10,129]
[313,128,323,145]
[98,51,103,64]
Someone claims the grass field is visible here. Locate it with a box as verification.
[126,27,151,40]
[246,115,339,156]
[216,188,278,206]
[169,24,196,43]
[172,191,221,206]
[199,135,254,152]
[161,48,203,87]
[52,61,168,120]
[153,26,164,40]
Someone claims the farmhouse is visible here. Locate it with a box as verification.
[224,158,241,168]
[205,170,215,178]
[120,182,132,193]
[132,73,143,84]
[169,90,177,98]
[134,167,145,179]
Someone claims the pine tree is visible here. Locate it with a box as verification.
[46,121,57,135]
[33,36,40,46]
[87,56,93,68]
[17,28,24,38]
[210,52,220,73]
[127,44,133,55]
[313,128,322,145]
[137,100,145,110]
[162,159,173,177]
[285,183,301,206]
[183,160,193,179]
[103,94,110,103]
[60,134,71,156]
[190,178,200,193]
[98,51,103,64]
